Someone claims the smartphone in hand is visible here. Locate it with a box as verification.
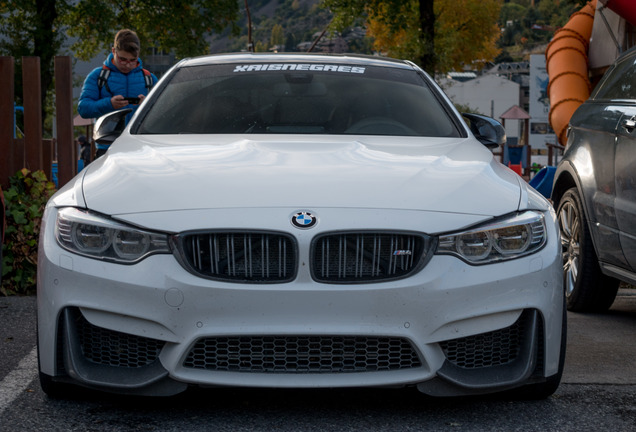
[124,97,141,104]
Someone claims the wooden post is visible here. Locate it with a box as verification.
[42,139,53,181]
[0,57,15,189]
[55,56,75,186]
[22,57,43,173]
[547,142,565,166]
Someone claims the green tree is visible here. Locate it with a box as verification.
[271,23,285,48]
[536,0,580,27]
[500,2,527,25]
[322,0,501,74]
[285,32,297,51]
[322,0,435,72]
[496,0,581,55]
[434,0,501,72]
[219,1,332,54]
[65,0,241,61]
[1,169,56,296]
[1,0,242,135]
[254,40,268,52]
[0,0,70,122]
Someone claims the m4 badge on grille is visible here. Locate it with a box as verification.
[291,211,317,229]
[393,250,413,256]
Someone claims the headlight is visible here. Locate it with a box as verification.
[436,211,546,264]
[55,207,170,263]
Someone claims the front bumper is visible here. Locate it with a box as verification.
[37,207,564,396]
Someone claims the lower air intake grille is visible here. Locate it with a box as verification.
[75,312,164,368]
[311,232,432,283]
[439,310,533,369]
[183,335,422,373]
[176,232,297,283]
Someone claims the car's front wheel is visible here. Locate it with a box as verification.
[556,187,619,312]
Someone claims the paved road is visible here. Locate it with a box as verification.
[565,288,636,385]
[1,290,635,431]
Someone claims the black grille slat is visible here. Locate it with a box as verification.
[439,311,533,369]
[75,313,164,368]
[179,232,297,283]
[183,336,422,373]
[177,231,432,284]
[312,232,431,283]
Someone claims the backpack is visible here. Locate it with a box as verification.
[97,65,154,96]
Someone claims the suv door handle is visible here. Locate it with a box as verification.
[622,116,636,133]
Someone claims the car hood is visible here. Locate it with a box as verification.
[81,135,523,216]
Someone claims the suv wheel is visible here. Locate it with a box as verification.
[556,187,619,312]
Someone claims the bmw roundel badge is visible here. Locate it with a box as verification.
[291,211,317,229]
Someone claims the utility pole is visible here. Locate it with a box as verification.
[245,0,254,52]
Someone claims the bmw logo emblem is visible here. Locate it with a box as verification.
[291,211,317,229]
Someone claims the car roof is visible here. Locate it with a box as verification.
[617,45,636,61]
[176,52,418,70]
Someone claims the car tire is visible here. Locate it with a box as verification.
[556,187,619,312]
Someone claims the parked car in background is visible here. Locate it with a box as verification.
[37,53,565,399]
[552,46,636,312]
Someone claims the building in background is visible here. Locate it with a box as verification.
[438,73,521,140]
[529,54,556,164]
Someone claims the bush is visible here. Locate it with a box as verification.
[1,169,56,296]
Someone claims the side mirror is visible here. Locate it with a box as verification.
[93,108,132,145]
[462,113,506,149]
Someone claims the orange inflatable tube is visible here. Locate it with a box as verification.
[546,0,596,146]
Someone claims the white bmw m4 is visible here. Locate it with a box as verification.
[37,53,564,399]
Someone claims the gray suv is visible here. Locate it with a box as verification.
[552,46,636,312]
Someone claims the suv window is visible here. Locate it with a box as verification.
[592,52,636,101]
[135,63,461,137]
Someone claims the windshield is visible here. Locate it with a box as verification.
[136,62,461,137]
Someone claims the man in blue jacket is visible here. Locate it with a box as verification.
[78,29,157,158]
